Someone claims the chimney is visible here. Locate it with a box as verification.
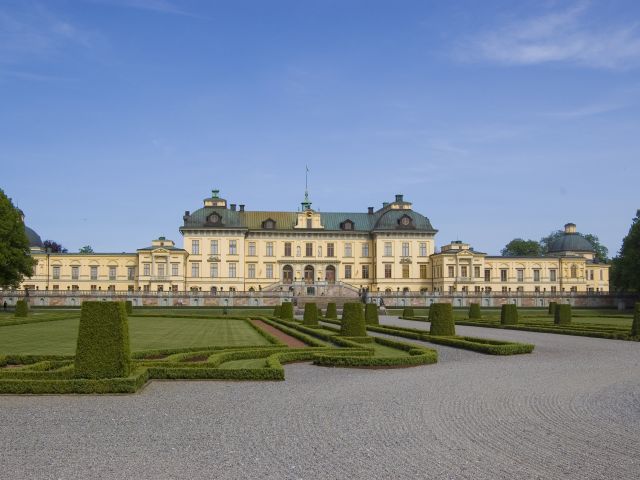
[239,204,245,212]
[230,204,236,211]
[368,207,374,214]
[395,194,404,203]
[183,210,190,221]
[564,223,577,234]
[382,202,389,208]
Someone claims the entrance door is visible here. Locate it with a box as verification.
[283,265,293,284]
[325,265,336,283]
[304,265,315,284]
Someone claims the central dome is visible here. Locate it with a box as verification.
[548,223,594,253]
[24,225,43,248]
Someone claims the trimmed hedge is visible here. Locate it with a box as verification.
[317,306,323,318]
[325,302,337,319]
[633,303,640,337]
[74,301,131,379]
[14,300,29,317]
[548,302,558,315]
[124,300,133,314]
[468,303,481,319]
[501,304,519,325]
[554,304,572,325]
[456,320,633,341]
[303,303,319,326]
[428,303,455,336]
[273,305,282,318]
[340,303,367,337]
[365,303,379,325]
[402,307,415,318]
[279,302,294,320]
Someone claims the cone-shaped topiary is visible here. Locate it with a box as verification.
[326,302,337,319]
[468,303,481,319]
[303,302,319,326]
[632,303,640,337]
[402,307,415,318]
[340,303,367,337]
[74,301,131,379]
[124,300,133,315]
[365,303,379,325]
[501,304,519,325]
[273,305,282,318]
[554,304,572,325]
[14,299,28,317]
[548,302,557,315]
[428,303,456,336]
[280,302,294,320]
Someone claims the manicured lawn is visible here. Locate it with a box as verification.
[133,308,271,317]
[219,358,268,369]
[0,317,271,355]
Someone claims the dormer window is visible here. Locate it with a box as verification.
[340,219,354,231]
[207,213,222,225]
[262,218,276,229]
[398,215,414,228]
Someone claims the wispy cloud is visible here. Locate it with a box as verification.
[0,3,99,63]
[543,85,640,119]
[458,2,640,69]
[87,0,196,17]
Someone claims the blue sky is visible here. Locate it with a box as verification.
[1,0,639,256]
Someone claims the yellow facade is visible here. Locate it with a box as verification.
[18,191,609,294]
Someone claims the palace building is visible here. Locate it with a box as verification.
[19,190,610,295]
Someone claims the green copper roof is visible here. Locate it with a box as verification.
[548,233,595,253]
[181,206,436,233]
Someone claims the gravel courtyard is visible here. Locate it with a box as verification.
[1,316,639,480]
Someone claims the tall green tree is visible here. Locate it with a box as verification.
[501,238,542,257]
[0,189,36,288]
[79,245,94,254]
[610,210,640,292]
[540,230,609,263]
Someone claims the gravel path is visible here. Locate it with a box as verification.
[1,316,639,479]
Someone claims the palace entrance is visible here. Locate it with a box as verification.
[304,265,315,284]
[325,265,336,284]
[283,265,293,284]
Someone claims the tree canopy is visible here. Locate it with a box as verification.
[610,210,640,292]
[0,189,36,288]
[539,230,608,262]
[79,245,94,254]
[43,240,67,253]
[501,238,542,257]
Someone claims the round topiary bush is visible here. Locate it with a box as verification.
[14,299,29,317]
[365,303,379,325]
[428,303,455,336]
[548,302,557,315]
[303,302,319,326]
[468,303,481,319]
[554,304,572,325]
[273,305,282,318]
[402,307,415,318]
[280,302,294,320]
[326,302,337,319]
[632,302,640,337]
[501,304,519,325]
[340,303,367,337]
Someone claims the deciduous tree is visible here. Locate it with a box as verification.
[611,210,640,292]
[0,189,36,288]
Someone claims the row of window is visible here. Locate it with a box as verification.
[190,240,430,258]
[441,266,602,282]
[51,266,136,281]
